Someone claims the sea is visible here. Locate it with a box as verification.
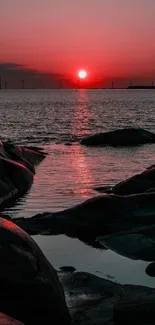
[0,88,155,288]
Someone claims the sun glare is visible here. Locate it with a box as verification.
[78,70,87,79]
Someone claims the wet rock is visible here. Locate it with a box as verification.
[13,192,155,238]
[59,270,155,325]
[94,165,155,196]
[94,185,112,193]
[0,141,47,209]
[80,127,155,147]
[3,141,46,169]
[64,142,73,146]
[0,313,24,325]
[113,293,155,325]
[0,218,70,325]
[59,266,76,273]
[97,230,155,261]
[9,191,155,264]
[145,262,155,277]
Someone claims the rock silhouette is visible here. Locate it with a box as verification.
[80,128,155,146]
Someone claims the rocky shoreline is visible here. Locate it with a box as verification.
[59,268,155,325]
[1,135,155,324]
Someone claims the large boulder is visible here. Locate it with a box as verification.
[12,192,155,263]
[0,141,46,209]
[94,165,155,195]
[14,192,155,238]
[80,128,155,146]
[0,218,70,325]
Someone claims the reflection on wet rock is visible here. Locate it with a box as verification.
[80,127,155,147]
[97,232,155,261]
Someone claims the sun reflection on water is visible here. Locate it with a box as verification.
[71,91,93,197]
[73,90,93,138]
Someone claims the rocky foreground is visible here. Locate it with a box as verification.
[1,136,155,324]
[59,269,155,325]
[0,217,70,325]
[0,217,155,325]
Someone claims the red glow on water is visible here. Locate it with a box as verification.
[70,91,93,197]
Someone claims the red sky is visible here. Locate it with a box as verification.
[1,0,155,86]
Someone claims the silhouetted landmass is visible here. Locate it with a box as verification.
[0,63,64,89]
[128,85,155,89]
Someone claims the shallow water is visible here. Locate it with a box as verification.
[1,89,155,287]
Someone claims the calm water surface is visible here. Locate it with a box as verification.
[1,89,155,287]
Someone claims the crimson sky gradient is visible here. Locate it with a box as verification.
[1,0,155,83]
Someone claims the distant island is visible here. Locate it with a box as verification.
[128,85,155,89]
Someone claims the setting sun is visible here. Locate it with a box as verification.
[78,70,87,79]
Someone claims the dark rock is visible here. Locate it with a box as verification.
[3,141,46,169]
[59,270,155,325]
[97,229,155,261]
[80,128,155,146]
[64,142,73,146]
[10,192,155,262]
[13,192,155,237]
[113,293,155,325]
[0,218,70,325]
[145,262,155,277]
[94,186,112,193]
[0,313,24,325]
[0,141,47,209]
[59,266,76,273]
[94,165,155,196]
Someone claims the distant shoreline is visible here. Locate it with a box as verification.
[0,86,155,90]
[127,85,155,89]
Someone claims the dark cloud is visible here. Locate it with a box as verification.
[0,62,65,89]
